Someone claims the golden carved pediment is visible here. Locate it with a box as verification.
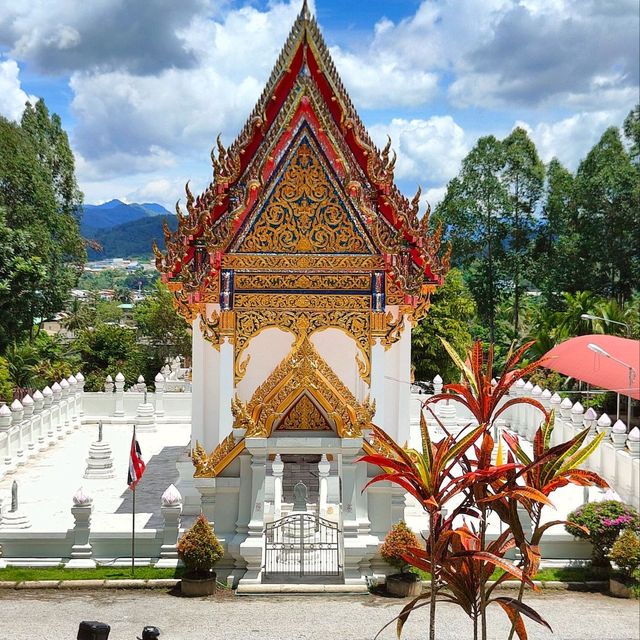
[276,394,333,431]
[230,128,375,255]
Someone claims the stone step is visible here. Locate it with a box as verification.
[236,583,369,595]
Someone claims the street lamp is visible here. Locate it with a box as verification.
[587,342,637,428]
[581,314,631,338]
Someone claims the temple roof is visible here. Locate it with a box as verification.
[155,2,450,305]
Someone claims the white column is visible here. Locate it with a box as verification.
[355,454,371,534]
[246,442,267,536]
[318,454,330,517]
[340,442,360,538]
[369,338,386,426]
[218,337,234,441]
[52,382,63,440]
[272,454,284,519]
[114,372,125,417]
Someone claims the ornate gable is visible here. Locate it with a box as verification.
[230,125,374,255]
[155,2,450,318]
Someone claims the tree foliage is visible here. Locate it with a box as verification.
[412,268,475,383]
[0,101,85,350]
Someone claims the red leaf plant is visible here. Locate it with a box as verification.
[361,339,607,640]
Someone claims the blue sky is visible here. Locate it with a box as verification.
[0,0,637,209]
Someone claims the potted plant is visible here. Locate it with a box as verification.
[566,501,640,575]
[177,513,224,596]
[380,521,422,597]
[608,528,640,598]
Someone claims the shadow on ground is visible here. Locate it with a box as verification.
[115,446,183,528]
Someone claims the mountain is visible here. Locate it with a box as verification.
[80,199,171,236]
[87,214,179,260]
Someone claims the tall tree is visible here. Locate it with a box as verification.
[436,136,508,341]
[0,101,85,347]
[535,159,579,304]
[501,128,544,336]
[623,104,640,166]
[574,127,639,301]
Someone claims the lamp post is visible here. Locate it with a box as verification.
[581,314,631,338]
[587,343,637,429]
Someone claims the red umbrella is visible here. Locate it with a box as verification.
[543,335,640,400]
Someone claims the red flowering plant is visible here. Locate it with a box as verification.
[361,339,608,640]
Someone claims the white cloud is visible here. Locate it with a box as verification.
[514,110,629,171]
[369,116,468,185]
[0,59,37,121]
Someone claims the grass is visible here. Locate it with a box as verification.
[0,565,184,582]
[410,565,601,583]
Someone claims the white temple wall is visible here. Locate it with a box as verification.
[235,328,295,402]
[311,328,362,398]
[191,305,221,450]
[382,315,412,443]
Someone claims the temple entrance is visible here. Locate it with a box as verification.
[281,454,321,503]
[263,512,342,581]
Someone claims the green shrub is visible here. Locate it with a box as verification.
[380,521,421,573]
[0,356,13,402]
[566,501,640,567]
[609,529,640,580]
[177,513,223,577]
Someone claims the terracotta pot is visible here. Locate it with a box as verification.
[609,577,636,599]
[181,572,217,597]
[386,573,422,598]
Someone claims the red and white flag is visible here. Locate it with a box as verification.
[128,427,145,490]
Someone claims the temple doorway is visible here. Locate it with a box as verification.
[281,454,321,503]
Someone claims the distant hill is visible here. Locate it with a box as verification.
[80,199,171,236]
[87,214,179,260]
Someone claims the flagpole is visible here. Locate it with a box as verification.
[131,424,136,578]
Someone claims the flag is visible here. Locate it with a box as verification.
[128,427,145,489]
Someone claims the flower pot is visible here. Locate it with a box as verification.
[609,577,636,599]
[386,573,422,598]
[180,572,217,597]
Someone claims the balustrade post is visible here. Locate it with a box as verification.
[627,428,640,458]
[11,400,25,465]
[60,378,72,434]
[68,375,79,429]
[0,404,13,470]
[76,372,85,417]
[156,484,183,568]
[611,420,628,450]
[114,372,125,417]
[154,373,165,417]
[67,487,95,568]
[20,394,35,456]
[32,390,45,450]
[52,382,63,440]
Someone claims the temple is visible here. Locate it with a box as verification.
[155,2,450,585]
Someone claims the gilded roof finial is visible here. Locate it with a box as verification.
[301,0,311,20]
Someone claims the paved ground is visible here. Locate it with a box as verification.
[0,590,637,640]
[0,422,191,532]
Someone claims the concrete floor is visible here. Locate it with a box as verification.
[0,589,637,640]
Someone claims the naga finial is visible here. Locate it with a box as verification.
[185,180,194,212]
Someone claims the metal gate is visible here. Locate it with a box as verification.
[263,513,342,579]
